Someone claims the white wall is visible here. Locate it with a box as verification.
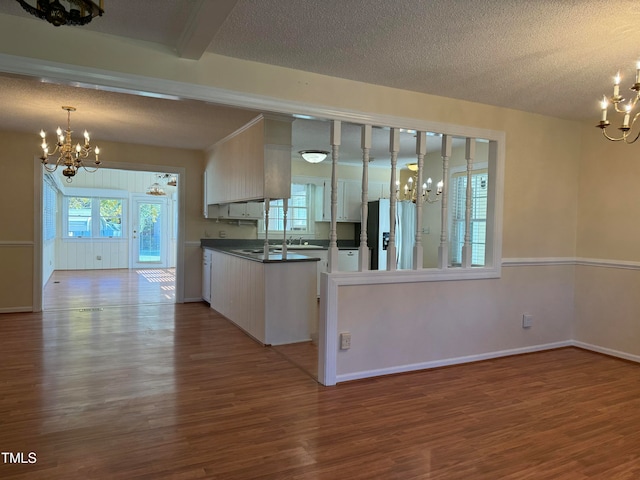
[54,168,177,271]
[330,264,575,383]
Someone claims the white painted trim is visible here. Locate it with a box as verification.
[318,272,338,386]
[0,54,506,148]
[0,306,33,314]
[325,265,501,287]
[502,257,577,266]
[575,257,640,270]
[336,341,573,383]
[502,257,640,270]
[572,341,640,364]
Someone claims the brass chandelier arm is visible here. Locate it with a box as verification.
[39,106,101,182]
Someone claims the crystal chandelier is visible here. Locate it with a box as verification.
[402,163,443,203]
[597,62,640,143]
[15,0,104,27]
[40,106,101,182]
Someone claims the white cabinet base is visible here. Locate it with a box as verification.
[208,249,317,345]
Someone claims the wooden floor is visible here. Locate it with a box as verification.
[43,268,176,310]
[2,303,640,479]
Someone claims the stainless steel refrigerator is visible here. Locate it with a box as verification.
[367,199,416,270]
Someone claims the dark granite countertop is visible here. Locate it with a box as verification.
[200,240,323,263]
[200,239,363,263]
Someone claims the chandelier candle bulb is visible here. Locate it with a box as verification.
[623,104,631,128]
[39,106,102,182]
[437,180,444,195]
[614,72,621,98]
[601,96,608,122]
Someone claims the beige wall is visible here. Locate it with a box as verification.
[572,121,640,357]
[0,131,206,311]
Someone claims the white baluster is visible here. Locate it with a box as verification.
[359,124,371,271]
[387,128,399,271]
[413,131,426,269]
[438,135,452,268]
[461,138,475,268]
[281,198,287,259]
[264,198,270,256]
[327,120,341,272]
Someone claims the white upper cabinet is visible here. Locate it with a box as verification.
[317,179,362,223]
[205,115,292,206]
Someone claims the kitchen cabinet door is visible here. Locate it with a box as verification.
[337,249,359,271]
[202,249,212,302]
[318,180,362,223]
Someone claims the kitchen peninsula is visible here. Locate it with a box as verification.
[201,240,319,346]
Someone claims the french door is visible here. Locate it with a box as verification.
[131,195,169,268]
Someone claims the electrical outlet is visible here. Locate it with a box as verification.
[522,314,533,328]
[96,255,102,260]
[219,230,227,238]
[340,332,351,350]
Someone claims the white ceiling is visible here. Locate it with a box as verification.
[0,1,638,157]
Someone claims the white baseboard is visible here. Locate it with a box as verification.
[572,340,640,364]
[183,297,204,303]
[0,306,33,314]
[336,341,573,383]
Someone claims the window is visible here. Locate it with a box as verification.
[450,169,488,266]
[43,175,57,242]
[261,183,314,236]
[65,196,124,238]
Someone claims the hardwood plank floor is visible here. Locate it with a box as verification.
[43,268,176,310]
[2,302,640,479]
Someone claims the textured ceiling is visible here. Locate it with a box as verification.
[0,0,639,154]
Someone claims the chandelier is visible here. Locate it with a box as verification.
[16,0,104,27]
[146,174,177,195]
[40,106,101,182]
[146,182,166,196]
[596,62,640,143]
[402,163,443,203]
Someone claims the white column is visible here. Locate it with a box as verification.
[438,135,452,268]
[327,120,341,272]
[413,131,426,269]
[359,124,371,271]
[461,138,475,268]
[281,198,288,258]
[263,197,270,255]
[387,128,400,271]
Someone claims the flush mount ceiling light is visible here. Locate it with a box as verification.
[39,106,101,182]
[16,0,104,27]
[299,150,329,164]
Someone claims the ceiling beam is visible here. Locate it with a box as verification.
[176,0,239,60]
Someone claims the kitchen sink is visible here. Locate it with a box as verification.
[234,248,277,254]
[275,244,324,250]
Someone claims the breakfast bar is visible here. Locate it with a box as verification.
[201,240,319,345]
